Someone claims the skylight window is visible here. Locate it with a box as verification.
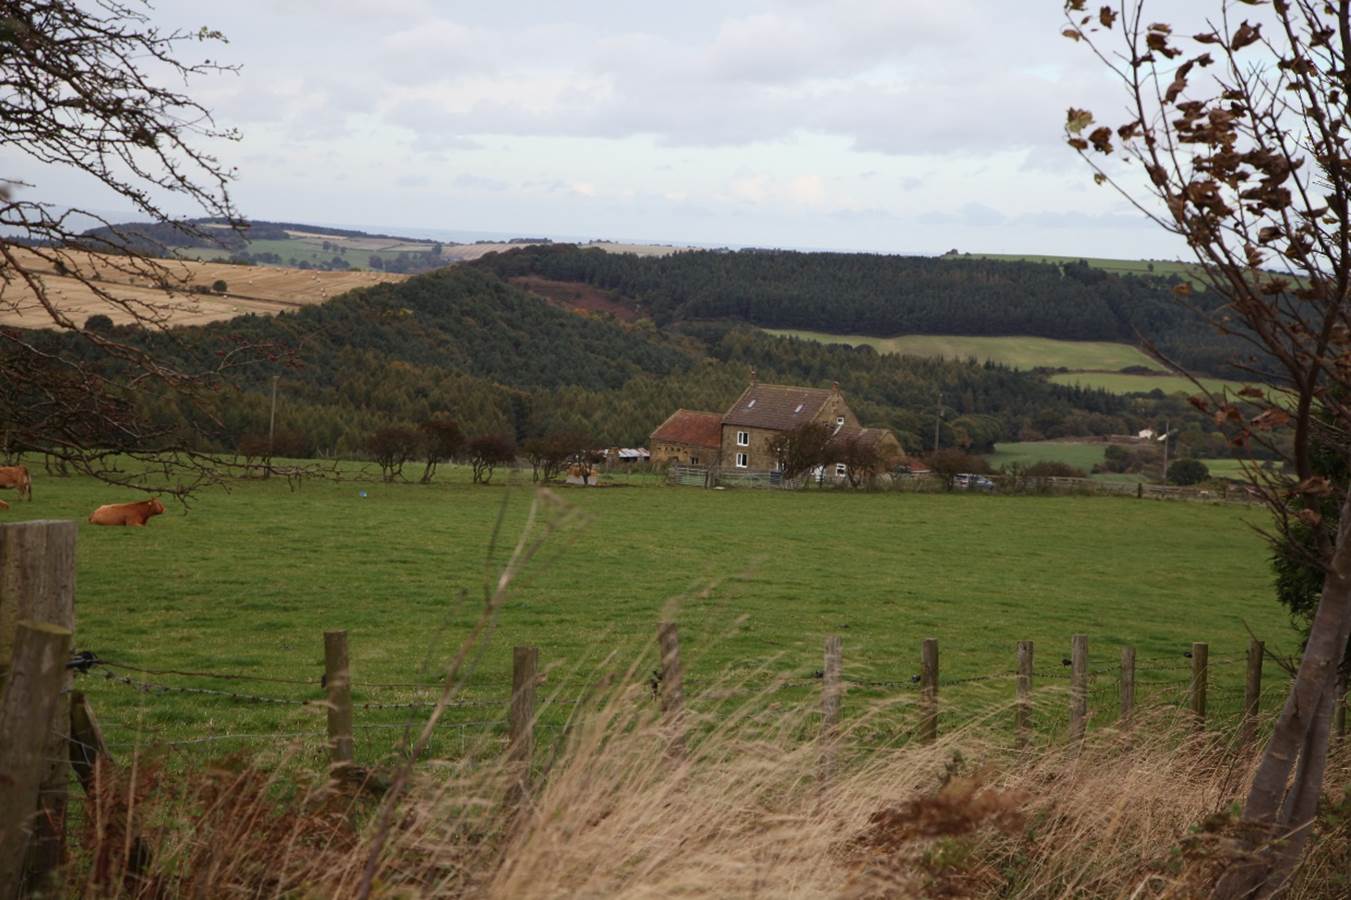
[747,399,756,408]
[794,403,804,414]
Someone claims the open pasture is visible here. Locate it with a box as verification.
[985,440,1110,472]
[949,251,1207,284]
[0,247,407,329]
[10,467,1292,765]
[1049,370,1245,396]
[763,328,1158,372]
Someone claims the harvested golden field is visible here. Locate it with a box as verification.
[0,247,407,329]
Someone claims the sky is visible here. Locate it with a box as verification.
[13,1,1210,258]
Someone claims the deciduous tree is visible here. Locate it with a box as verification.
[1062,3,1351,893]
[0,1,275,497]
[768,421,833,481]
[418,417,464,483]
[467,433,516,484]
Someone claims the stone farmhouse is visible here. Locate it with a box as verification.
[649,378,903,479]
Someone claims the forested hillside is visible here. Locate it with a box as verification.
[473,246,1247,377]
[14,265,1218,459]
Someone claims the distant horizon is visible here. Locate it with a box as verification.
[81,207,1195,265]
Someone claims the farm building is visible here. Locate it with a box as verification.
[649,409,723,466]
[650,378,903,479]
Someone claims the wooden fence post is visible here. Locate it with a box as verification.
[0,520,77,891]
[68,691,110,796]
[657,622,684,754]
[1242,639,1264,743]
[509,645,538,800]
[324,630,354,773]
[1069,635,1088,742]
[1120,645,1136,727]
[1190,642,1208,728]
[920,638,938,744]
[820,635,843,779]
[1015,640,1033,747]
[0,621,73,899]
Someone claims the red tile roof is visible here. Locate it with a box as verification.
[721,383,835,431]
[650,409,723,449]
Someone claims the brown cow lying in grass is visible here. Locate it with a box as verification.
[88,497,165,527]
[0,498,8,511]
[0,465,32,501]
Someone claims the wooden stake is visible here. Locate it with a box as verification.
[324,630,354,771]
[1190,642,1209,728]
[509,645,538,801]
[818,635,843,780]
[1069,634,1088,742]
[0,621,72,899]
[68,692,109,795]
[658,622,684,754]
[1243,639,1264,744]
[920,638,938,744]
[1015,640,1033,747]
[821,635,843,736]
[0,520,77,892]
[1120,645,1136,727]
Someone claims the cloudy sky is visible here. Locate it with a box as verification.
[22,1,1208,258]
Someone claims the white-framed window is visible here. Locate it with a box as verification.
[835,463,847,477]
[736,452,749,468]
[690,454,699,465]
[736,430,749,446]
[836,416,845,427]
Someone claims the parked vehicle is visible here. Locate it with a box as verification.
[954,473,995,492]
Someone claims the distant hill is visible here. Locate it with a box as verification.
[19,263,1165,456]
[473,245,1252,378]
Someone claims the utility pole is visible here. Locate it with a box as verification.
[1160,418,1169,483]
[933,391,942,451]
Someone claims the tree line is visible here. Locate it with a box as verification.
[473,245,1252,377]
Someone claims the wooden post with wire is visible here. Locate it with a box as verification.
[509,645,538,802]
[1069,634,1088,742]
[1242,639,1264,743]
[1015,640,1033,747]
[324,630,355,774]
[1120,645,1136,726]
[658,622,685,754]
[0,520,77,893]
[1189,642,1209,728]
[920,638,938,744]
[0,621,73,899]
[820,635,843,777]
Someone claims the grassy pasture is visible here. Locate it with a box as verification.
[985,441,1109,472]
[1049,371,1244,396]
[9,467,1292,766]
[763,328,1158,372]
[948,252,1206,284]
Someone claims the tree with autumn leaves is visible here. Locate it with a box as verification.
[1062,2,1351,895]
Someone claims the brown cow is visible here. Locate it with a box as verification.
[0,465,32,501]
[88,497,165,527]
[0,498,9,511]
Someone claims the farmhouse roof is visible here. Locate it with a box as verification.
[650,409,723,449]
[721,382,837,431]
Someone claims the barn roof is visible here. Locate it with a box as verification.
[650,409,723,449]
[721,382,836,431]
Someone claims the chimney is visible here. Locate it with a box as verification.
[831,381,839,393]
[750,367,758,385]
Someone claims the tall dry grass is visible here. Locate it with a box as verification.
[61,658,1350,899]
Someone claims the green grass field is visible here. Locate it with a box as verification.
[1049,371,1244,396]
[985,441,1109,472]
[764,329,1158,372]
[7,467,1294,765]
[948,252,1206,284]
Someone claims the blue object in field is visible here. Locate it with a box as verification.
[359,490,368,498]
